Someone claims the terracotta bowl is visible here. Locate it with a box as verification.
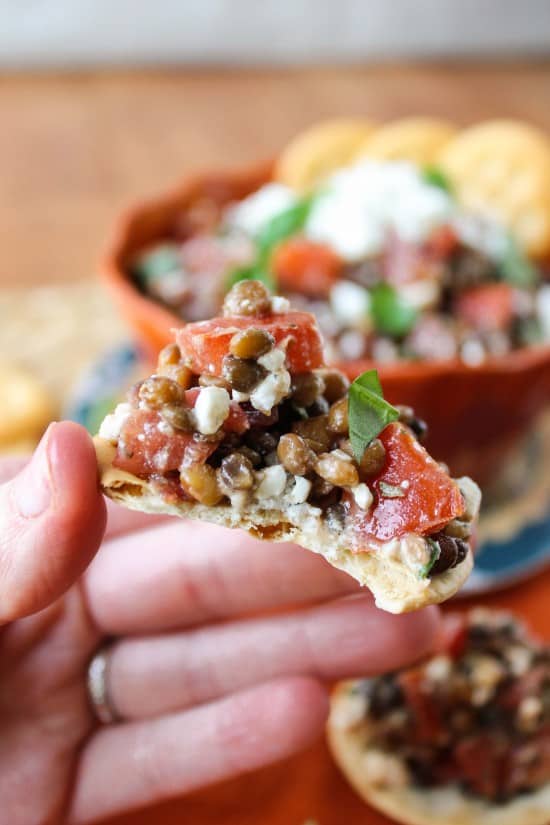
[100,162,550,488]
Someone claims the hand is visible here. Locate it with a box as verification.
[0,422,440,824]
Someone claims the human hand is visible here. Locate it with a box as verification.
[0,422,440,824]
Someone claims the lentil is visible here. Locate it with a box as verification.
[160,404,195,432]
[443,519,472,540]
[180,463,222,505]
[429,534,469,575]
[359,438,386,478]
[138,376,184,409]
[292,415,332,451]
[246,429,279,456]
[292,372,325,407]
[198,374,231,391]
[222,279,272,318]
[396,405,428,441]
[218,452,254,491]
[229,327,275,359]
[321,369,350,403]
[315,452,359,487]
[158,342,182,367]
[277,433,316,475]
[327,398,348,434]
[222,354,266,393]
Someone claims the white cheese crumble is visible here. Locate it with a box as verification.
[193,386,230,435]
[254,464,287,499]
[225,183,297,237]
[399,279,441,311]
[460,337,485,366]
[232,389,250,403]
[287,475,312,505]
[351,483,373,510]
[305,159,453,261]
[270,295,290,314]
[250,369,291,415]
[98,402,132,442]
[257,346,286,372]
[330,280,371,329]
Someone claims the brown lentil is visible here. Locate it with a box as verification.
[138,376,184,409]
[222,354,266,393]
[157,342,182,368]
[396,405,428,441]
[327,398,349,434]
[315,452,359,487]
[309,475,338,505]
[218,452,254,491]
[222,280,272,318]
[159,364,193,389]
[292,415,332,452]
[277,433,316,475]
[229,327,274,359]
[160,404,195,432]
[291,372,325,408]
[443,519,472,540]
[321,370,350,403]
[198,374,231,391]
[246,429,279,456]
[359,438,386,478]
[180,463,222,505]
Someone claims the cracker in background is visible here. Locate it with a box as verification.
[275,118,376,190]
[438,120,550,257]
[358,117,457,165]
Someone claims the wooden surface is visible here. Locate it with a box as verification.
[3,63,550,824]
[2,62,550,290]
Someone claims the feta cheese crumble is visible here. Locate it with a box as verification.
[351,483,374,510]
[330,280,371,329]
[226,183,297,237]
[250,371,291,415]
[271,295,291,314]
[287,475,312,505]
[193,387,230,435]
[254,464,287,499]
[98,402,131,443]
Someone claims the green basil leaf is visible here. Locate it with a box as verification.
[348,369,399,462]
[419,538,441,579]
[422,166,453,194]
[131,244,181,286]
[499,236,538,288]
[256,196,313,257]
[370,283,417,338]
[225,264,276,292]
[378,481,405,499]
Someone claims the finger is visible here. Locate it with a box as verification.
[107,596,440,719]
[0,422,106,622]
[84,520,359,634]
[69,676,327,824]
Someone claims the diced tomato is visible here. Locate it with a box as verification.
[452,735,508,799]
[271,238,343,297]
[437,613,469,659]
[176,311,324,376]
[184,388,249,434]
[455,283,516,332]
[344,422,464,543]
[424,225,459,259]
[398,669,444,744]
[113,409,215,476]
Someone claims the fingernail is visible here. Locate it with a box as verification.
[13,424,55,518]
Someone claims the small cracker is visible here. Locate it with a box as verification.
[358,117,457,165]
[438,120,550,257]
[274,118,376,191]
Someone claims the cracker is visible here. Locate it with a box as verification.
[358,117,457,165]
[274,118,376,191]
[438,120,550,257]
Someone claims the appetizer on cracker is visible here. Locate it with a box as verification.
[328,609,550,825]
[95,282,480,613]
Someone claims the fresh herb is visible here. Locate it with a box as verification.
[419,538,441,579]
[348,369,399,462]
[422,165,453,194]
[370,283,417,338]
[131,244,181,286]
[226,196,314,291]
[499,236,538,288]
[378,481,405,499]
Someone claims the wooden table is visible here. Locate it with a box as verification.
[2,62,550,291]
[2,63,550,824]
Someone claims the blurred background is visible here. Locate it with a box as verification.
[2,4,550,823]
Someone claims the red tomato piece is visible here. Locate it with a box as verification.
[176,311,324,376]
[271,238,343,297]
[452,735,508,799]
[455,283,516,332]
[113,409,215,476]
[424,224,459,259]
[344,422,464,543]
[398,669,443,744]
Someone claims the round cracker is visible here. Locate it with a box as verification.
[0,363,54,446]
[274,118,376,191]
[358,117,457,165]
[438,120,550,257]
[95,437,473,615]
[328,682,550,825]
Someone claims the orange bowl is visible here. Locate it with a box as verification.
[100,162,550,487]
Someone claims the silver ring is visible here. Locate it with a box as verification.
[86,646,120,724]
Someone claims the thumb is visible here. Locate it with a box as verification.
[0,421,107,622]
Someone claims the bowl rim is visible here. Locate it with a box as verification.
[100,159,550,379]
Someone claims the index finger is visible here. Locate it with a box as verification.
[84,520,359,635]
